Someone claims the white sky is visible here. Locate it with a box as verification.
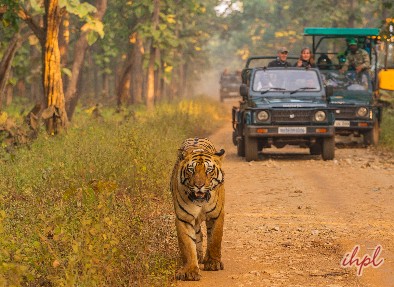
[215,0,243,16]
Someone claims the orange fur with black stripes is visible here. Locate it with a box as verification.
[170,138,225,281]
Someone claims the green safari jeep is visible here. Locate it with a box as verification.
[232,56,336,161]
[304,27,383,145]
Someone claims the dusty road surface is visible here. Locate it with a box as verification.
[176,100,394,287]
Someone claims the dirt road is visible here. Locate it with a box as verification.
[177,100,394,287]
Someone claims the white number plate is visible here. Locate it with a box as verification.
[334,120,350,127]
[278,127,307,134]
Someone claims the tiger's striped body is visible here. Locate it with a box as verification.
[171,138,225,281]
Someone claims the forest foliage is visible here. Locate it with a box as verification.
[1,0,393,114]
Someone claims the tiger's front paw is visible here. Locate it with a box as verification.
[176,266,201,281]
[203,258,224,271]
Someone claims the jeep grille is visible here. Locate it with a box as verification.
[271,109,314,123]
[334,107,357,119]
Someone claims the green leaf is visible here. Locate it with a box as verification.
[87,31,99,46]
[8,77,17,86]
[31,0,44,13]
[158,23,167,31]
[81,20,105,39]
[59,0,97,19]
[61,67,72,78]
[135,7,143,18]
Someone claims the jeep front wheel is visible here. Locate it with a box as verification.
[321,137,335,161]
[245,136,259,162]
[363,120,380,146]
[237,137,245,157]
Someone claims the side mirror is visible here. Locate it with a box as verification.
[325,86,333,98]
[240,84,249,99]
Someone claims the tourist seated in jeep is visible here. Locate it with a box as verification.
[317,54,333,70]
[268,47,292,67]
[339,38,370,74]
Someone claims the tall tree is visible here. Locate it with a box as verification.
[41,0,67,134]
[0,31,22,111]
[0,0,102,132]
[146,0,160,109]
[65,0,107,120]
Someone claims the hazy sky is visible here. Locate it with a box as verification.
[215,0,242,16]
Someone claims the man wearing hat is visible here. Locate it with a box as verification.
[339,38,370,73]
[268,47,292,67]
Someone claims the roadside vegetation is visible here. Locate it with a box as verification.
[381,106,394,149]
[0,97,226,286]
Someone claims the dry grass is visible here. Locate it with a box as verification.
[0,97,226,286]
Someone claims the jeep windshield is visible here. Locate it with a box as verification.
[320,70,371,92]
[252,69,321,94]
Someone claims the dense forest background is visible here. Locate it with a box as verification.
[0,0,393,131]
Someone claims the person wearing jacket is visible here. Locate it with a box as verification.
[268,47,292,67]
[339,38,370,74]
[295,47,316,68]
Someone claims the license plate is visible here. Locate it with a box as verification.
[228,92,238,96]
[334,120,350,127]
[278,127,307,134]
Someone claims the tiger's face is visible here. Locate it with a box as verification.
[181,152,224,203]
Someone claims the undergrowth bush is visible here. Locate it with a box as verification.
[0,97,226,286]
[380,108,394,149]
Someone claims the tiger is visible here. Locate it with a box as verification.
[170,137,225,281]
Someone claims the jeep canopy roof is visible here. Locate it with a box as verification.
[303,27,380,37]
[303,27,380,56]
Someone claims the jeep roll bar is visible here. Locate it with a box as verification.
[303,27,379,55]
[244,56,299,69]
[303,27,380,89]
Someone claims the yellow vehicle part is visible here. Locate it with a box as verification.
[379,69,394,91]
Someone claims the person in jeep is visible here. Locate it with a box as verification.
[268,47,292,67]
[339,38,370,74]
[294,47,316,68]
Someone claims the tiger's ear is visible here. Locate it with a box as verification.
[214,149,225,160]
[177,149,187,161]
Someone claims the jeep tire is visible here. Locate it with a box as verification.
[321,136,335,161]
[232,131,238,146]
[363,120,380,146]
[245,136,259,161]
[237,137,245,157]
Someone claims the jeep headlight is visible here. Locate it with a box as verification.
[357,107,368,117]
[256,110,270,122]
[314,111,327,122]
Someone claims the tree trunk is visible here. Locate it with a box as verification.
[29,42,44,103]
[42,0,68,134]
[64,0,107,120]
[6,83,13,106]
[145,0,160,109]
[154,48,162,101]
[0,32,22,111]
[131,33,144,105]
[348,0,355,28]
[102,73,109,98]
[59,12,70,88]
[178,63,185,98]
[168,67,179,101]
[65,65,84,120]
[146,45,156,109]
[116,50,133,108]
